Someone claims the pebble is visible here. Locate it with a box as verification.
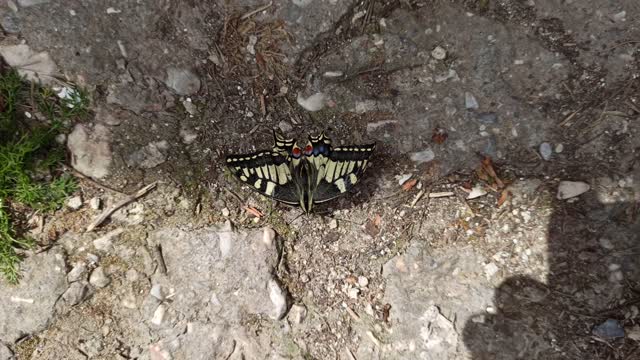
[268,279,288,320]
[483,262,499,279]
[93,228,124,251]
[278,121,293,133]
[410,148,435,164]
[555,143,564,153]
[476,112,498,124]
[347,287,360,299]
[262,227,276,247]
[464,92,479,110]
[431,46,447,60]
[539,142,552,161]
[89,267,110,288]
[66,196,83,210]
[357,276,369,288]
[557,181,590,200]
[151,304,167,326]
[67,262,87,282]
[329,219,338,229]
[288,304,307,325]
[179,128,198,144]
[150,284,165,301]
[165,68,201,95]
[599,237,614,250]
[89,197,101,210]
[63,281,90,305]
[396,174,412,186]
[297,92,326,112]
[592,319,625,339]
[323,71,343,78]
[467,184,487,199]
[221,207,230,217]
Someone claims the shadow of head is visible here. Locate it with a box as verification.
[463,193,640,359]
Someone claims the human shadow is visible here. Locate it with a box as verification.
[463,187,640,359]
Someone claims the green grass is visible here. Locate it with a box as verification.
[0,69,89,283]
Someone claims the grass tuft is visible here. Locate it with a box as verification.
[0,69,88,283]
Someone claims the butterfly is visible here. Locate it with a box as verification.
[225,131,376,213]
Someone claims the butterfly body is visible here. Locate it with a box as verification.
[226,131,375,212]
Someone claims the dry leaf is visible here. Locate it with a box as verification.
[432,127,448,144]
[245,206,263,218]
[497,190,511,207]
[402,178,418,191]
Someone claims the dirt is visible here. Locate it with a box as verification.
[1,0,639,359]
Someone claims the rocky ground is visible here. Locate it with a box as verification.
[1,0,639,359]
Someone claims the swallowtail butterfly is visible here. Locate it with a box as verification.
[226,131,375,212]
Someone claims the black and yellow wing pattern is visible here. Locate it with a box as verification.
[225,131,375,212]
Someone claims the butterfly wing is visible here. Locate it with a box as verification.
[311,143,376,204]
[225,150,300,205]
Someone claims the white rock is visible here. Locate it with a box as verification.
[67,124,112,179]
[165,68,201,95]
[410,149,435,164]
[464,92,479,110]
[221,207,230,217]
[329,219,338,229]
[323,71,343,78]
[288,304,307,324]
[268,279,288,320]
[539,142,552,161]
[557,181,590,200]
[262,227,276,247]
[0,44,58,84]
[396,174,412,186]
[484,262,499,279]
[347,287,360,299]
[467,184,487,199]
[66,196,83,210]
[67,262,87,282]
[431,46,447,60]
[296,92,326,112]
[555,143,564,153]
[179,128,198,144]
[89,197,101,210]
[89,267,111,288]
[357,276,369,288]
[93,228,124,251]
[151,304,166,326]
[150,284,165,301]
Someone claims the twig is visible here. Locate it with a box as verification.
[410,189,425,207]
[240,1,273,20]
[429,191,454,198]
[345,347,358,360]
[86,182,157,232]
[154,244,167,275]
[71,169,126,196]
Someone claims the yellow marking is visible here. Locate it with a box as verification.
[316,165,326,185]
[254,179,262,189]
[249,168,255,174]
[334,178,347,193]
[226,158,233,163]
[240,175,248,181]
[357,160,363,168]
[234,167,241,171]
[276,164,289,185]
[251,155,257,159]
[265,181,276,195]
[347,161,355,174]
[325,161,337,182]
[362,160,368,170]
[261,165,269,179]
[268,165,277,182]
[349,173,358,184]
[243,168,250,177]
[256,166,263,178]
[335,161,344,179]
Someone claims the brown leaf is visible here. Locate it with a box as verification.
[481,156,505,188]
[432,127,448,144]
[344,275,357,285]
[365,214,382,237]
[497,190,511,207]
[402,178,418,191]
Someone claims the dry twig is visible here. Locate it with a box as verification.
[86,182,157,232]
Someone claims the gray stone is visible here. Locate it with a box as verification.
[89,197,101,210]
[17,0,50,6]
[0,44,58,84]
[165,68,201,95]
[288,304,307,325]
[66,196,83,210]
[0,251,67,343]
[431,46,447,60]
[127,141,169,169]
[67,124,112,179]
[476,112,498,124]
[592,319,624,339]
[557,181,590,200]
[93,228,124,252]
[539,142,552,161]
[62,281,91,305]
[465,92,479,110]
[89,267,110,288]
[410,148,435,164]
[67,262,87,282]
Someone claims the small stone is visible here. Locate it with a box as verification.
[89,197,101,210]
[539,142,552,161]
[221,207,230,217]
[612,11,626,22]
[268,279,288,320]
[62,281,90,305]
[67,262,87,282]
[347,287,360,299]
[151,304,166,326]
[476,112,498,124]
[323,71,343,78]
[67,124,112,179]
[165,68,201,95]
[467,184,487,199]
[357,276,369,288]
[93,228,124,251]
[66,196,83,210]
[329,219,338,229]
[555,143,564,153]
[431,46,447,60]
[557,181,590,200]
[410,148,435,164]
[179,128,198,144]
[89,267,110,288]
[150,284,165,301]
[599,237,614,250]
[464,92,479,110]
[592,319,624,339]
[278,121,293,133]
[396,174,412,186]
[288,304,307,324]
[484,262,499,279]
[297,92,326,112]
[262,227,276,247]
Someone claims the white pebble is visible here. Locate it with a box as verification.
[357,276,369,288]
[539,142,552,161]
[89,197,101,210]
[151,304,166,325]
[150,284,165,301]
[296,92,326,112]
[557,181,590,200]
[66,196,83,210]
[431,46,447,60]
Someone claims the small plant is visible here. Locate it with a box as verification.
[0,69,89,283]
